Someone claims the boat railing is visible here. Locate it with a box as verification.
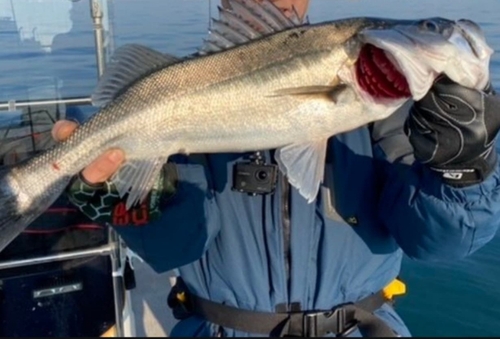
[0,0,131,337]
[0,97,92,110]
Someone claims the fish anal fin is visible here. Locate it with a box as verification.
[110,157,169,210]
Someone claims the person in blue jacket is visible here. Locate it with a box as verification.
[52,0,500,336]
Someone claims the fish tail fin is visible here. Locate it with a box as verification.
[0,167,71,252]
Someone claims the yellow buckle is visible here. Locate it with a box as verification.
[176,291,187,303]
[100,325,116,337]
[383,278,406,300]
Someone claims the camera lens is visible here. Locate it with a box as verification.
[256,170,268,182]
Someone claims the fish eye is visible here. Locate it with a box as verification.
[420,20,440,33]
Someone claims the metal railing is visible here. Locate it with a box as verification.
[0,244,114,270]
[0,96,92,111]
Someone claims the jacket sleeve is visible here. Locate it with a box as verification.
[111,155,221,273]
[371,102,500,261]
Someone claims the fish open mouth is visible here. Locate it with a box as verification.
[355,44,411,99]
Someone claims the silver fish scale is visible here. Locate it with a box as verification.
[97,23,365,156]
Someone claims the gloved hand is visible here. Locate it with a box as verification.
[407,76,500,186]
[52,120,177,226]
[66,165,177,226]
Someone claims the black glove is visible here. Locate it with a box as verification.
[407,76,500,186]
[66,163,178,226]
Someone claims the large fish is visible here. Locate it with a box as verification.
[0,0,493,252]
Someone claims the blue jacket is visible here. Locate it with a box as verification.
[114,105,500,337]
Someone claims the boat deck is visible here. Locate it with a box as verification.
[130,262,177,337]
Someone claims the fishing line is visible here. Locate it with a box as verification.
[208,0,212,29]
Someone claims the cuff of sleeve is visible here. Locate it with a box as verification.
[420,154,500,203]
[67,171,105,204]
[428,149,498,188]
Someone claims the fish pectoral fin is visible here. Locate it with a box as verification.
[271,84,350,103]
[275,140,328,204]
[92,44,180,107]
[110,157,169,210]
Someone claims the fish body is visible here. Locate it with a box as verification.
[0,0,493,251]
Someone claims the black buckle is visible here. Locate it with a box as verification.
[167,279,193,320]
[303,307,358,337]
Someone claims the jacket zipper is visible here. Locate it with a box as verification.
[281,174,292,300]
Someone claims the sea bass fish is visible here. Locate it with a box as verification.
[0,0,493,251]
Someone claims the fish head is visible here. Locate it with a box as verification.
[339,17,493,107]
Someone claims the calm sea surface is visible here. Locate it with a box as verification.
[1,0,500,336]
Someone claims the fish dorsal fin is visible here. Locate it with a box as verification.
[199,0,307,55]
[92,44,179,107]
